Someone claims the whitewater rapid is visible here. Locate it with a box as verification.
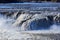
[0,12,60,33]
[0,3,60,40]
[0,14,34,40]
[0,11,60,40]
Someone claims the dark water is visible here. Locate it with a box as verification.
[30,18,53,30]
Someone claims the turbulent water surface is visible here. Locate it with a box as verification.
[0,3,60,40]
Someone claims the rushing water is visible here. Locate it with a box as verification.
[0,3,60,40]
[0,12,60,40]
[0,11,60,32]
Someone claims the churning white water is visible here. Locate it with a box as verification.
[0,3,60,40]
[0,12,60,32]
[0,14,18,32]
[0,14,26,39]
[50,24,60,33]
[0,12,60,40]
